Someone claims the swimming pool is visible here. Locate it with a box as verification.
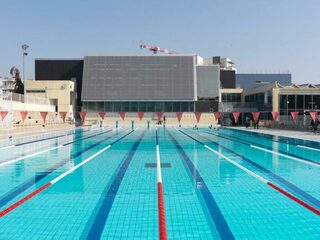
[0,126,319,239]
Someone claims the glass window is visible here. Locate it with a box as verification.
[113,102,121,112]
[181,102,189,112]
[164,102,172,112]
[146,102,154,112]
[313,95,320,110]
[280,95,287,110]
[287,95,296,110]
[97,102,104,111]
[138,102,146,112]
[105,102,112,112]
[305,95,312,109]
[173,102,180,112]
[154,102,163,112]
[296,95,304,110]
[189,102,195,112]
[131,102,138,112]
[222,94,227,102]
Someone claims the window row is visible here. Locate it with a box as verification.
[83,101,195,112]
[279,95,320,110]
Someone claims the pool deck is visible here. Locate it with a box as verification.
[229,127,320,142]
[0,125,78,140]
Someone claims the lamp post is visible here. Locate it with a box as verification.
[21,44,29,82]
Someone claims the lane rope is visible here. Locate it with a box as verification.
[0,130,134,218]
[156,127,168,240]
[0,129,113,167]
[203,130,320,168]
[180,130,320,216]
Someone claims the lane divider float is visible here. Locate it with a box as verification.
[203,130,320,168]
[0,130,134,218]
[0,129,128,208]
[180,130,320,216]
[156,127,168,240]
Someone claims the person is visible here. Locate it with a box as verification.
[311,118,319,134]
[245,116,250,128]
[163,115,166,125]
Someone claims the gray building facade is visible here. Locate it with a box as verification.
[196,65,220,99]
[82,55,196,101]
[236,73,291,89]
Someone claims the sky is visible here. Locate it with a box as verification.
[0,0,319,84]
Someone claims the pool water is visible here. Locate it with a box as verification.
[0,127,319,239]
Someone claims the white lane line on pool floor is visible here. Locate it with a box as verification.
[250,144,320,168]
[0,145,15,150]
[204,144,320,216]
[0,144,112,218]
[297,145,320,152]
[0,146,61,167]
[0,130,133,218]
[0,129,114,168]
[155,128,168,240]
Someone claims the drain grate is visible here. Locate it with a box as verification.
[145,163,171,168]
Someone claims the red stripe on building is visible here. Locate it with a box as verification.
[267,182,320,216]
[157,182,168,240]
[0,182,52,218]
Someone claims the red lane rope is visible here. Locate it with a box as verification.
[157,182,167,240]
[267,182,320,216]
[0,183,52,218]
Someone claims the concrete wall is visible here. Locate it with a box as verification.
[24,80,75,118]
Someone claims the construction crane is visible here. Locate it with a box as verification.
[140,43,177,55]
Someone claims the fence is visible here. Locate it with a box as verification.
[2,92,51,105]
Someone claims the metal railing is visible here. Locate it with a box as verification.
[0,92,51,106]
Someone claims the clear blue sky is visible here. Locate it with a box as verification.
[0,0,319,83]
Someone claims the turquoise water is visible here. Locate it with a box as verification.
[0,127,319,239]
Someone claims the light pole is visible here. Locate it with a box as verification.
[21,44,29,82]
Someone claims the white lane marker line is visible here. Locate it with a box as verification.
[204,145,268,184]
[0,145,15,150]
[156,144,162,183]
[297,145,320,152]
[0,129,114,167]
[203,144,320,215]
[250,144,320,168]
[0,143,113,218]
[51,145,111,184]
[0,146,61,167]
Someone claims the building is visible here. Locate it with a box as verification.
[35,59,83,107]
[219,81,320,126]
[204,56,236,89]
[24,80,76,118]
[236,73,291,89]
[36,55,223,113]
[242,81,320,112]
[0,77,15,95]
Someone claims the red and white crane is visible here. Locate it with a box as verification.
[140,43,177,55]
